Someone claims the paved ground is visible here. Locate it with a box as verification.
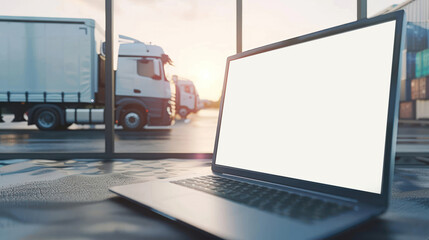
[0,109,218,153]
[396,124,429,155]
[0,109,428,155]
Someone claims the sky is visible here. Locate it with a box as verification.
[0,0,404,101]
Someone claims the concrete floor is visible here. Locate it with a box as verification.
[0,109,428,155]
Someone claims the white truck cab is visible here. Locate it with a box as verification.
[172,75,202,118]
[115,36,175,129]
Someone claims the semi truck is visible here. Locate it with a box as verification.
[172,75,202,118]
[0,16,174,131]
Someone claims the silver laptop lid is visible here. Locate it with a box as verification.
[212,11,405,205]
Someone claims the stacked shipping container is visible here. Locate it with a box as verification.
[399,23,429,120]
[392,0,429,121]
[401,48,429,120]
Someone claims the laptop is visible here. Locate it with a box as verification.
[110,11,405,240]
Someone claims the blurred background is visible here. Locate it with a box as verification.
[0,0,427,159]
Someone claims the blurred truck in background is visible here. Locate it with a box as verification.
[0,16,174,131]
[172,75,202,118]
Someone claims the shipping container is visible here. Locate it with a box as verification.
[423,48,429,76]
[416,48,429,78]
[400,79,412,101]
[416,51,423,78]
[400,101,416,119]
[406,51,417,79]
[375,0,429,121]
[406,23,428,52]
[416,99,429,119]
[377,1,429,52]
[418,76,429,99]
[411,78,420,100]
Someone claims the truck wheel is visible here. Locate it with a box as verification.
[178,108,189,119]
[35,108,59,131]
[121,108,146,131]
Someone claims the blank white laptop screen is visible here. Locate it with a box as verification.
[215,21,396,194]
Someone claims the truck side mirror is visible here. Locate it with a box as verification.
[152,59,162,80]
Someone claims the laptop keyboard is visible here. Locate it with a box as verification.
[171,175,353,223]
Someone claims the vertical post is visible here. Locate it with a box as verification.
[237,0,242,53]
[105,0,115,156]
[357,0,367,20]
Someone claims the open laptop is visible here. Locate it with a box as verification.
[110,11,405,240]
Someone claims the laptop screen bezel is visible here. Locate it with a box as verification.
[212,11,405,207]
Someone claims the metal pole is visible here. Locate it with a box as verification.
[357,0,367,20]
[105,0,115,156]
[237,0,242,53]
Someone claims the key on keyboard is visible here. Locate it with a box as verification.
[171,175,352,223]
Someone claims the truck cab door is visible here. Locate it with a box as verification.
[116,56,140,97]
[116,57,165,99]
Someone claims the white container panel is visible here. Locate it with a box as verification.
[66,109,75,124]
[416,100,429,119]
[28,94,44,102]
[65,109,104,124]
[0,17,96,103]
[0,94,7,102]
[76,109,90,123]
[91,109,104,123]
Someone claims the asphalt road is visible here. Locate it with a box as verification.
[0,109,218,153]
[0,109,428,155]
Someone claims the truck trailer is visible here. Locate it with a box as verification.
[0,16,174,130]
